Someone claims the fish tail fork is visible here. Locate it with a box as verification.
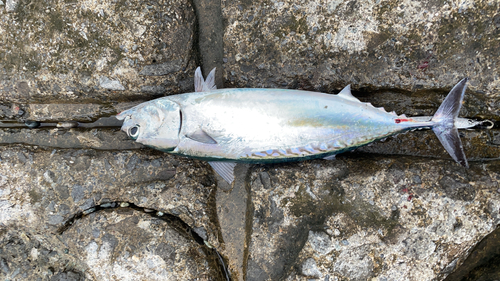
[431,78,469,167]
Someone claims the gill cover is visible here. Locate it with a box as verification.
[116,99,181,150]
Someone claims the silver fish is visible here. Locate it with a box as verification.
[117,67,470,184]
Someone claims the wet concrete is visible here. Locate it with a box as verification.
[215,164,252,281]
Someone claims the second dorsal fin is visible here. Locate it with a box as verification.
[194,67,217,92]
[337,85,401,117]
[337,85,361,102]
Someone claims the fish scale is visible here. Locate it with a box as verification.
[117,67,470,184]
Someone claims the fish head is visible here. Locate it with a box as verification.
[116,99,181,151]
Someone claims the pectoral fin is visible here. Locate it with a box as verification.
[208,162,236,184]
[186,128,217,144]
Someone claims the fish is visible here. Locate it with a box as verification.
[117,67,471,184]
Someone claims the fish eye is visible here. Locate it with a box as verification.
[128,125,140,139]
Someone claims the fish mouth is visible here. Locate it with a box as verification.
[116,109,136,135]
[115,110,131,121]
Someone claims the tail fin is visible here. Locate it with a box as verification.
[431,78,469,167]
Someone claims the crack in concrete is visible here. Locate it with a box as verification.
[191,0,224,88]
[58,201,232,281]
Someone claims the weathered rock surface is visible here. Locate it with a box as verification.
[60,208,218,280]
[0,0,196,104]
[444,226,500,281]
[1,211,219,281]
[244,156,500,280]
[0,146,224,279]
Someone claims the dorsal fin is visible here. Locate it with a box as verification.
[337,85,361,102]
[194,67,204,92]
[194,66,217,92]
[205,68,217,91]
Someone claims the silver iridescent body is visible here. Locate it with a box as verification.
[118,67,471,183]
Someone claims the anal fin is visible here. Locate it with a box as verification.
[323,155,336,161]
[208,162,236,184]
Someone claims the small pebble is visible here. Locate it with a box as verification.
[83,208,95,215]
[120,202,129,207]
[57,121,79,128]
[11,104,21,115]
[204,240,213,248]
